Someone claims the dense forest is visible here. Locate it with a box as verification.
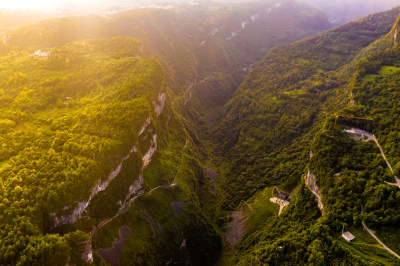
[214,7,400,206]
[220,8,400,265]
[0,37,222,265]
[1,0,400,265]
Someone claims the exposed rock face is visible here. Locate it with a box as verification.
[155,93,166,117]
[82,241,94,264]
[306,169,324,213]
[50,144,138,226]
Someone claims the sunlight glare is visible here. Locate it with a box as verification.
[0,0,97,9]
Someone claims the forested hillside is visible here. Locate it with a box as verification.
[2,1,400,265]
[301,0,399,25]
[2,0,330,108]
[0,36,223,265]
[0,1,332,264]
[220,9,400,265]
[215,7,400,206]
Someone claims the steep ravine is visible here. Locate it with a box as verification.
[50,143,139,227]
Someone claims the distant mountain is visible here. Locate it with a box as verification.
[299,0,399,25]
[2,0,399,265]
[0,9,55,30]
[3,0,330,117]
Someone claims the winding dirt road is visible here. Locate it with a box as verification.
[345,128,400,189]
[361,221,400,260]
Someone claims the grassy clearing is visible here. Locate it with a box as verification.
[337,235,399,265]
[244,186,279,233]
[375,227,400,255]
[335,226,400,264]
[362,66,400,83]
[378,65,400,75]
[347,225,376,244]
[362,74,377,82]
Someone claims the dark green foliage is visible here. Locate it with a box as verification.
[181,203,223,266]
[0,38,164,265]
[213,7,400,208]
[224,10,400,266]
[2,2,400,265]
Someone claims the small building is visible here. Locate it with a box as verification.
[276,189,290,200]
[342,231,355,242]
[33,50,51,58]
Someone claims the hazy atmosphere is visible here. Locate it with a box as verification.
[1,0,400,265]
[1,0,399,23]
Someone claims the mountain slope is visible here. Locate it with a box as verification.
[214,7,400,207]
[221,10,400,265]
[3,2,400,265]
[300,0,399,25]
[0,36,223,265]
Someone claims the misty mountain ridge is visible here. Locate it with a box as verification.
[1,1,400,265]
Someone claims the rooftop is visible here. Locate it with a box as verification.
[342,231,355,242]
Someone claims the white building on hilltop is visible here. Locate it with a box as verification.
[342,231,355,242]
[33,50,51,58]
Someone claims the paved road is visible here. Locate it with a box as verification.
[362,221,400,260]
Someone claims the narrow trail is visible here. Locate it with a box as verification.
[344,127,400,260]
[345,128,400,189]
[91,138,190,235]
[361,205,400,260]
[385,177,400,188]
[361,221,400,260]
[183,77,210,106]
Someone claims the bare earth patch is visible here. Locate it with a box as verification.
[97,226,133,266]
[269,197,289,215]
[205,168,218,182]
[172,201,185,216]
[225,209,248,246]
